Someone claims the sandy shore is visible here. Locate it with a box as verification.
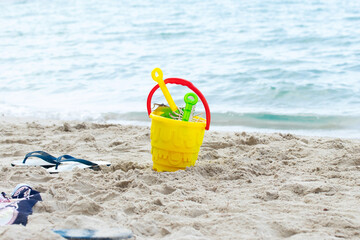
[0,116,360,239]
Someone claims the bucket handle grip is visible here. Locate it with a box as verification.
[147,78,211,130]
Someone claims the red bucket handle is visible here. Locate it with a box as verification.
[147,78,211,130]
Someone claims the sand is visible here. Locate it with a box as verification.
[0,116,360,240]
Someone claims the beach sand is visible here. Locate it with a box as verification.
[0,116,360,239]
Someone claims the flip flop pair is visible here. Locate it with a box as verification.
[11,151,111,174]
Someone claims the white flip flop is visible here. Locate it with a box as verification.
[53,228,132,240]
[47,160,111,174]
[11,151,58,168]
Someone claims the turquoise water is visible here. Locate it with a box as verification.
[1,0,360,138]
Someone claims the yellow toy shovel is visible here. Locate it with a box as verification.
[151,68,178,112]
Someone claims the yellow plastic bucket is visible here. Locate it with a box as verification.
[147,78,211,172]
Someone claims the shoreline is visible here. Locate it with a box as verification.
[1,117,360,239]
[2,114,359,140]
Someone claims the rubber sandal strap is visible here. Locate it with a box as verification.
[55,155,97,170]
[23,151,57,164]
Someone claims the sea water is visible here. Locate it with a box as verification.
[1,0,360,138]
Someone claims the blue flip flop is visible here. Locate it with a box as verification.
[11,151,58,168]
[47,155,111,174]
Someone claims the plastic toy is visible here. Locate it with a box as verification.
[151,104,174,119]
[182,92,198,122]
[151,68,178,112]
[147,68,211,172]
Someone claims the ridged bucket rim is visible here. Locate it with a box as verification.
[150,113,206,129]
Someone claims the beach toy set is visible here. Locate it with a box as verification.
[147,68,211,172]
